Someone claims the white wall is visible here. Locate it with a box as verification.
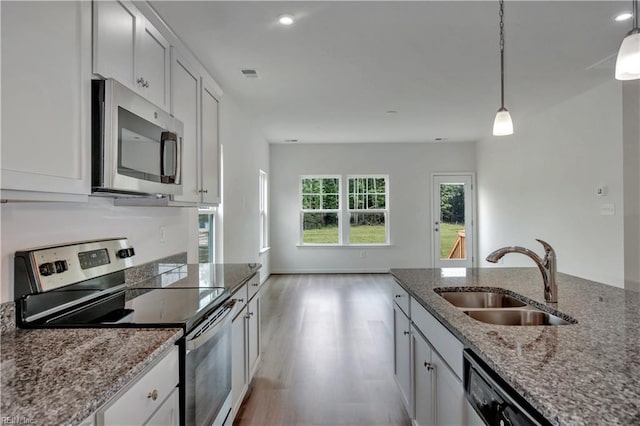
[477,80,625,287]
[623,80,640,292]
[220,97,271,282]
[270,142,476,273]
[0,197,195,301]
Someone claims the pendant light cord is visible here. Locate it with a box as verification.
[499,0,506,109]
[634,0,638,30]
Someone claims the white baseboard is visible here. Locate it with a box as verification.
[270,268,390,274]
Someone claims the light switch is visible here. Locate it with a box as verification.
[600,204,615,215]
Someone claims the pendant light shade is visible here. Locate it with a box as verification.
[615,0,640,80]
[493,0,513,136]
[493,107,514,136]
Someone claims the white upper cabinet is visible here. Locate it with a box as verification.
[200,76,221,205]
[93,0,170,110]
[171,48,200,203]
[1,1,91,201]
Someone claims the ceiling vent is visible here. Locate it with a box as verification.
[241,69,259,78]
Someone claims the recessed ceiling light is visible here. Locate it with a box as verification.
[278,14,295,25]
[434,137,448,142]
[285,139,299,143]
[241,69,259,78]
[615,12,633,21]
[386,110,398,114]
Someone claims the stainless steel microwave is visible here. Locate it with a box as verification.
[91,79,183,196]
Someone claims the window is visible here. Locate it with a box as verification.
[198,208,215,263]
[299,175,389,245]
[300,176,341,244]
[259,170,269,251]
[348,176,388,244]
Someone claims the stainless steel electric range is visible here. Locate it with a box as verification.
[14,238,244,426]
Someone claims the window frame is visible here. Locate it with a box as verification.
[259,170,269,253]
[198,207,216,263]
[299,175,342,245]
[346,175,390,245]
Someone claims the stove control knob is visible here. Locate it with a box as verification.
[39,262,55,276]
[54,260,68,273]
[117,248,136,259]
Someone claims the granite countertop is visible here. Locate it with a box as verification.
[389,267,640,426]
[1,327,182,425]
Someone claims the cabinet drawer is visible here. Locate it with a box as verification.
[392,279,410,317]
[247,273,260,301]
[232,282,249,310]
[410,298,464,380]
[100,346,179,426]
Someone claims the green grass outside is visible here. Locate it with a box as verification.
[301,223,462,252]
[440,222,465,258]
[302,225,386,244]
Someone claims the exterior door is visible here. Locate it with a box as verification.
[433,174,474,268]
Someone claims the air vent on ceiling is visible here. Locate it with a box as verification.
[241,69,259,78]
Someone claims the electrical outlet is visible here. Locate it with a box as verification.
[159,226,167,243]
[600,204,615,216]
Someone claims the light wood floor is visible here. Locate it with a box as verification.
[233,274,412,426]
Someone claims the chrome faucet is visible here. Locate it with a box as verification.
[485,239,558,303]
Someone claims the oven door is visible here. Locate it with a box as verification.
[184,300,235,426]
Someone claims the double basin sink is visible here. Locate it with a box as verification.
[435,289,576,326]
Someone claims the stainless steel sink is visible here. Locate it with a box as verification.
[434,288,577,326]
[437,291,526,309]
[464,309,573,326]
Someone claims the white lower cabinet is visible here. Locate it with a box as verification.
[412,327,434,426]
[231,274,262,419]
[95,346,179,426]
[393,281,480,426]
[144,387,179,426]
[393,302,412,414]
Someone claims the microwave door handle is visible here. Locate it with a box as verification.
[185,301,235,351]
[175,135,182,185]
[160,131,177,183]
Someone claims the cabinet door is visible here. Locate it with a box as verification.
[200,76,221,204]
[393,304,412,414]
[144,387,179,426]
[171,48,200,203]
[136,17,171,110]
[1,0,91,197]
[247,294,260,378]
[412,329,435,426]
[231,309,248,413]
[432,350,466,426]
[93,0,138,87]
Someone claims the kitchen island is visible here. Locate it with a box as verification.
[390,267,640,426]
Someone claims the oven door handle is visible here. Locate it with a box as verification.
[185,301,234,351]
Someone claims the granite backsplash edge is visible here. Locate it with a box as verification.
[1,252,188,333]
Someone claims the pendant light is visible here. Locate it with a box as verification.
[615,0,640,80]
[493,0,514,136]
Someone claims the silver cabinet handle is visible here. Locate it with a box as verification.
[252,283,259,287]
[235,298,244,303]
[424,362,434,371]
[395,294,402,298]
[147,389,159,401]
[198,189,209,194]
[403,331,410,335]
[136,77,149,88]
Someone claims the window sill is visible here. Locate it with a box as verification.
[259,247,271,254]
[296,244,393,248]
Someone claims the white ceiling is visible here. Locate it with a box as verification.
[150,1,630,144]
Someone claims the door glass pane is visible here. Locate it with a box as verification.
[303,213,339,244]
[439,183,466,260]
